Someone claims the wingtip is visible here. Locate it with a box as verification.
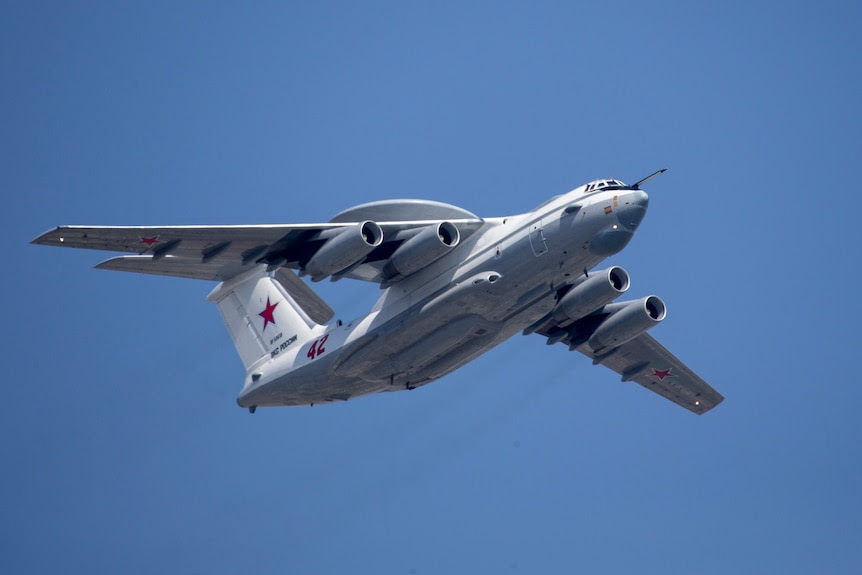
[31,226,64,246]
[694,393,724,415]
[93,257,120,271]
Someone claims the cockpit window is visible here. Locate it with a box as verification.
[583,179,628,194]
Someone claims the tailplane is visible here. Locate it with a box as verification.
[206,266,325,371]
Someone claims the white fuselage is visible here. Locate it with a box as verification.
[238,185,649,407]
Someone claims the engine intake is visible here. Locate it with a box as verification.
[385,221,460,278]
[304,221,383,281]
[553,266,630,325]
[587,295,666,351]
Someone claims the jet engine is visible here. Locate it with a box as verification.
[385,222,460,278]
[586,295,666,351]
[304,221,383,281]
[552,266,630,325]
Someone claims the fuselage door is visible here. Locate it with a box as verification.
[529,219,548,256]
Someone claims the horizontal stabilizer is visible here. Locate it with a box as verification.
[97,256,335,324]
[274,268,335,325]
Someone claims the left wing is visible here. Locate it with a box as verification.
[31,224,327,281]
[31,200,484,283]
[535,327,723,415]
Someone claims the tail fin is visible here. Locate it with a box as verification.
[206,266,325,371]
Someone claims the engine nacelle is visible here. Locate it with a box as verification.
[553,266,630,325]
[385,222,460,278]
[587,295,666,351]
[304,221,383,281]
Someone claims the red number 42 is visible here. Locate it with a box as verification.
[307,334,329,360]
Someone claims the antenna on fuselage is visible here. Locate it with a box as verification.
[631,168,667,190]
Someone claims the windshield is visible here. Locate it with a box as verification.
[583,179,627,193]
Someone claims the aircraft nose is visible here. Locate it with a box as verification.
[618,190,649,230]
[630,189,649,208]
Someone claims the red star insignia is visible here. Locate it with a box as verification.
[138,235,161,247]
[259,297,278,331]
[652,368,673,380]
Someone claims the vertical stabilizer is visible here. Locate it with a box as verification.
[207,266,323,371]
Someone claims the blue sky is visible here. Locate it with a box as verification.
[2,1,861,573]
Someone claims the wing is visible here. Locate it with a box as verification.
[31,200,484,283]
[580,333,723,414]
[535,324,723,414]
[31,224,324,281]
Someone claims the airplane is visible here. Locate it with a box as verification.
[31,169,723,415]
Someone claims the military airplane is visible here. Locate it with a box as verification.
[32,169,723,414]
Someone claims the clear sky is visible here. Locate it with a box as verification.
[2,1,861,573]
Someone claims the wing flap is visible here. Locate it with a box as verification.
[95,255,252,281]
